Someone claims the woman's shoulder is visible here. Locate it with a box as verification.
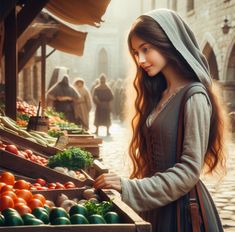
[183,82,210,105]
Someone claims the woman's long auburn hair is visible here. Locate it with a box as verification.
[128,16,227,179]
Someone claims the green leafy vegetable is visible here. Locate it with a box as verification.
[47,147,93,170]
[84,200,113,216]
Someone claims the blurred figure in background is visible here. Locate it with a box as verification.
[74,78,92,130]
[46,75,80,123]
[47,66,69,91]
[92,73,114,136]
[112,79,126,121]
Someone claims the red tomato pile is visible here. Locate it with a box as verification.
[0,141,48,166]
[0,172,77,214]
[30,179,76,191]
[0,172,45,214]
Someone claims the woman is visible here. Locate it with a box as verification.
[94,9,226,231]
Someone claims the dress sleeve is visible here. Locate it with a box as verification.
[121,93,212,212]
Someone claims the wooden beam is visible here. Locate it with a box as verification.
[0,0,16,22]
[4,7,17,119]
[18,38,41,72]
[17,0,49,38]
[41,36,46,116]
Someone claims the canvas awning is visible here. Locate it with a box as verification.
[18,12,88,57]
[46,0,111,27]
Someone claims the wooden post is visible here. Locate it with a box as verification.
[4,7,17,119]
[41,37,46,116]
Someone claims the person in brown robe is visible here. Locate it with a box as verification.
[46,75,80,123]
[92,73,114,136]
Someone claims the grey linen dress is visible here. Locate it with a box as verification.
[120,9,224,231]
[121,83,223,231]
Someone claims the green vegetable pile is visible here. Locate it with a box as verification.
[47,147,93,170]
[84,200,113,217]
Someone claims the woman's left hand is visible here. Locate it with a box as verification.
[93,172,122,193]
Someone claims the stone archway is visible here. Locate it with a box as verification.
[226,44,235,81]
[223,43,235,112]
[98,48,108,77]
[202,42,219,80]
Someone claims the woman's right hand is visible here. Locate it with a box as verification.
[93,172,122,193]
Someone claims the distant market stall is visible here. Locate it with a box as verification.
[0,0,111,119]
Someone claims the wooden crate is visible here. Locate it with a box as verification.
[67,135,102,145]
[0,128,60,156]
[0,131,107,179]
[0,149,94,187]
[0,128,100,158]
[0,188,152,232]
[66,134,102,158]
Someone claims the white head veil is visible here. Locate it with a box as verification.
[144,8,212,86]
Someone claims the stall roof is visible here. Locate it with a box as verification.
[19,12,88,57]
[46,0,111,27]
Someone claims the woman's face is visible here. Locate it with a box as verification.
[131,35,168,77]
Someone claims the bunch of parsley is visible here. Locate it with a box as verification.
[47,147,93,170]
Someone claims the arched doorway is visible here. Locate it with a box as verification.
[226,44,235,81]
[98,48,108,77]
[224,43,235,112]
[202,42,219,80]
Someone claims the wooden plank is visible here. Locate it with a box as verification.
[0,225,136,232]
[17,0,49,38]
[18,38,41,72]
[68,137,102,145]
[67,134,94,138]
[4,7,17,120]
[93,159,109,176]
[41,36,46,115]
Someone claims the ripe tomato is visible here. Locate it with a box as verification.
[0,172,15,185]
[32,193,46,205]
[48,183,56,188]
[0,184,13,193]
[64,181,76,188]
[35,178,46,186]
[5,144,19,155]
[14,203,32,215]
[15,189,33,203]
[28,198,43,210]
[24,149,33,158]
[0,195,14,211]
[14,197,27,205]
[14,180,30,190]
[55,182,65,189]
[64,184,76,189]
[1,190,17,201]
[36,186,48,190]
[0,182,6,191]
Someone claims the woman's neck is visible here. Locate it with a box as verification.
[161,65,192,94]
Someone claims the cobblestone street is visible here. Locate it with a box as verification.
[92,118,235,231]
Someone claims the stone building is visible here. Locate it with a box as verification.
[154,0,235,112]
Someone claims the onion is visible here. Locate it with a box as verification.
[61,200,77,212]
[56,193,69,206]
